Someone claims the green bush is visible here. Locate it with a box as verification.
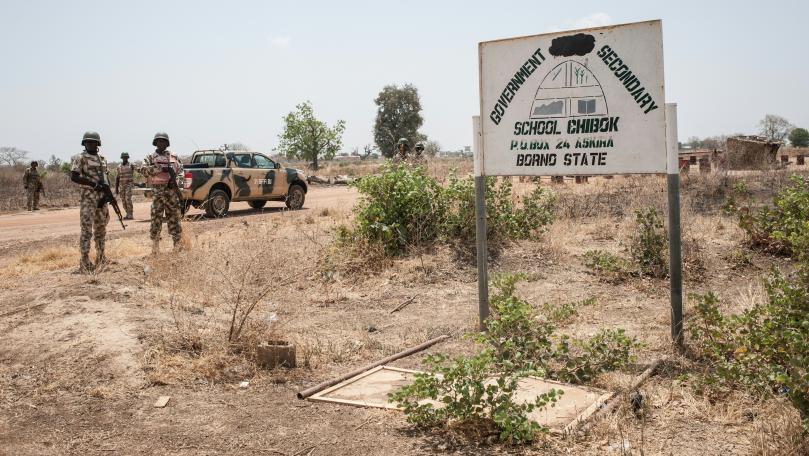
[629,207,668,278]
[348,163,446,256]
[481,274,638,382]
[391,274,637,444]
[739,175,809,257]
[584,250,631,283]
[343,164,555,257]
[389,350,561,444]
[690,281,809,428]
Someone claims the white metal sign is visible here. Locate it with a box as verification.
[478,20,665,176]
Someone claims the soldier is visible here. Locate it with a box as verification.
[70,131,110,272]
[393,138,409,162]
[141,132,183,254]
[22,161,42,211]
[115,152,135,220]
[411,142,426,166]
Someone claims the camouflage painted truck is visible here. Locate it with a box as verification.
[182,150,308,217]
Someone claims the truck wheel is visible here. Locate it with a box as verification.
[248,200,267,210]
[285,184,305,210]
[205,189,230,218]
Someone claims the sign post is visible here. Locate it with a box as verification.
[475,20,683,344]
[665,103,684,347]
[473,116,489,330]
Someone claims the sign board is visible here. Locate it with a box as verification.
[478,20,665,176]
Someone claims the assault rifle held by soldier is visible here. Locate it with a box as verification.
[97,170,126,230]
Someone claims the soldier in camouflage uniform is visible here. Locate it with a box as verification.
[115,152,135,219]
[141,132,183,254]
[70,131,110,272]
[23,161,42,211]
[393,138,410,163]
[411,142,426,166]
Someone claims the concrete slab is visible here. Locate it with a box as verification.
[308,366,612,433]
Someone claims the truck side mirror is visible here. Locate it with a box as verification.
[275,162,281,169]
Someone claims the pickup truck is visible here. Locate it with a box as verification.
[181,150,308,217]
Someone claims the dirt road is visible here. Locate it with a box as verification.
[0,185,357,246]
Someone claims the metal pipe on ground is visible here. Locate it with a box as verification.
[573,357,665,434]
[296,335,450,400]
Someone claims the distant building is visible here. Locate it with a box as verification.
[726,135,782,170]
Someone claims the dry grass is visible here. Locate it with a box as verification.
[0,165,80,212]
[0,238,150,285]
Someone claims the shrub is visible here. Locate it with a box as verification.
[389,350,561,444]
[481,274,638,382]
[739,175,809,257]
[629,207,668,278]
[349,163,446,256]
[690,281,809,428]
[584,250,631,283]
[391,274,637,444]
[342,164,555,257]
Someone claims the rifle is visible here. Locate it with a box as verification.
[37,181,44,197]
[95,170,126,229]
[164,164,185,208]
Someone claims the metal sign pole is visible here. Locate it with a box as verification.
[472,116,489,330]
[665,103,684,347]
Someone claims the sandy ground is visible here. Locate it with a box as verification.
[0,181,803,455]
[0,186,358,245]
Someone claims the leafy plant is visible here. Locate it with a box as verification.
[739,175,809,257]
[481,274,638,382]
[341,166,555,257]
[391,275,637,444]
[690,283,809,428]
[389,350,561,444]
[629,207,668,278]
[584,250,631,283]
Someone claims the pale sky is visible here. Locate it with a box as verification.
[1,0,807,162]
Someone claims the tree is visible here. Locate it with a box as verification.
[424,140,441,157]
[758,114,793,142]
[361,144,376,160]
[276,101,346,170]
[687,136,702,149]
[788,127,809,147]
[0,147,29,166]
[47,155,62,171]
[373,84,424,158]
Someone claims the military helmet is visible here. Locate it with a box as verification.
[397,138,409,146]
[120,152,130,159]
[152,132,170,147]
[81,131,101,146]
[31,161,38,166]
[415,142,425,151]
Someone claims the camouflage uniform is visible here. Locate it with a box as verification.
[141,151,183,245]
[22,166,41,210]
[71,151,110,270]
[117,163,135,218]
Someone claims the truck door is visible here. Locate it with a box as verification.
[252,154,287,197]
[229,152,256,199]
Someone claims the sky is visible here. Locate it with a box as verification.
[1,0,807,162]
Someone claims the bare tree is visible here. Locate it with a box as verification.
[424,140,441,157]
[361,144,376,159]
[759,114,793,142]
[0,147,29,166]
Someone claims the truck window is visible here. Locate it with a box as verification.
[193,154,226,167]
[253,154,275,169]
[233,153,253,168]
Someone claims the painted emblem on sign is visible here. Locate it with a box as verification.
[530,60,607,119]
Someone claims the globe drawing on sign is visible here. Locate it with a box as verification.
[530,60,608,119]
